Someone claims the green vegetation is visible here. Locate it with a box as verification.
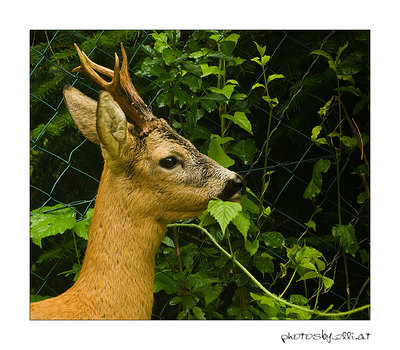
[30,30,370,319]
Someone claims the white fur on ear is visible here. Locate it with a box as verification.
[96,91,127,160]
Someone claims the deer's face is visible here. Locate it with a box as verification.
[118,119,244,221]
[64,87,245,223]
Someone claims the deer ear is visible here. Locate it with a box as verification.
[63,86,100,145]
[96,91,127,160]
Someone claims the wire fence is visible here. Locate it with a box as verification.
[30,30,370,319]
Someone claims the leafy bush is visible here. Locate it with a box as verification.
[30,30,370,319]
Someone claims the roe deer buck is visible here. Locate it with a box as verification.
[30,43,245,320]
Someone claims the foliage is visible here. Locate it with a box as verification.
[30,30,370,319]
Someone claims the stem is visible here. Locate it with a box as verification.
[172,227,184,274]
[336,77,351,312]
[218,58,227,141]
[314,277,322,311]
[168,223,370,318]
[279,268,297,298]
[257,62,273,232]
[257,105,273,232]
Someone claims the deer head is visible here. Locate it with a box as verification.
[64,43,245,224]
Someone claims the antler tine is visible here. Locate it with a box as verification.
[119,44,142,102]
[119,43,155,123]
[72,43,155,131]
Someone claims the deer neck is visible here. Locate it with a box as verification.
[72,164,166,319]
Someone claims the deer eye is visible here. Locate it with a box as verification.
[159,156,179,169]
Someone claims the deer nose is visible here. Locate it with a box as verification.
[218,174,246,201]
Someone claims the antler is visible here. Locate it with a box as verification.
[72,43,155,131]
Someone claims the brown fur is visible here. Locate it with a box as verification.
[30,87,244,320]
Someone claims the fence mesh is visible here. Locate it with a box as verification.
[30,30,370,319]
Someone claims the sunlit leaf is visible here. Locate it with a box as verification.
[30,204,76,248]
[303,159,331,200]
[208,85,236,100]
[207,198,241,234]
[207,134,235,168]
[232,212,250,240]
[222,112,253,135]
[245,239,259,255]
[72,208,93,240]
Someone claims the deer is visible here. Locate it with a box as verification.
[30,43,245,320]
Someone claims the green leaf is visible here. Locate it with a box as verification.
[172,86,192,108]
[232,212,250,240]
[245,239,259,256]
[262,96,279,107]
[207,198,241,234]
[311,49,333,62]
[336,41,349,62]
[332,224,359,257]
[169,296,181,306]
[317,98,334,118]
[250,292,276,308]
[289,294,309,306]
[183,61,203,76]
[200,98,217,113]
[200,63,223,77]
[154,270,178,294]
[225,79,239,86]
[261,55,271,65]
[228,139,257,165]
[338,74,355,84]
[161,48,176,65]
[177,310,188,320]
[231,93,247,101]
[228,57,246,67]
[304,220,316,232]
[240,194,259,214]
[260,231,285,248]
[296,271,320,282]
[321,276,334,291]
[71,208,93,240]
[181,73,202,92]
[192,306,206,320]
[220,41,236,56]
[303,159,331,200]
[311,125,322,141]
[207,134,235,168]
[181,295,197,311]
[30,204,76,248]
[208,85,236,100]
[340,135,357,148]
[222,112,253,135]
[150,32,170,53]
[251,57,262,67]
[286,307,312,320]
[311,126,328,146]
[156,90,173,108]
[263,206,271,216]
[224,33,240,45]
[162,236,175,248]
[253,41,266,57]
[266,73,284,85]
[254,252,274,274]
[357,191,368,204]
[251,82,265,90]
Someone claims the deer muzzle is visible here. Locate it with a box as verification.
[218,174,246,202]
